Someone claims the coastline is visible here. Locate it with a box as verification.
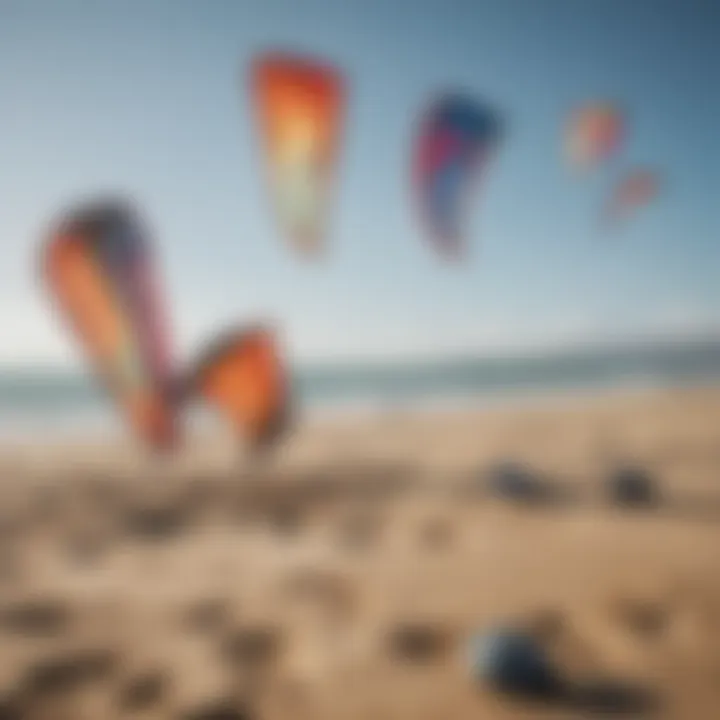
[2,374,719,450]
[2,332,720,446]
[2,382,719,483]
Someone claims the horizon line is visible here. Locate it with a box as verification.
[0,326,718,375]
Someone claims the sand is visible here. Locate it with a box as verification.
[0,385,719,718]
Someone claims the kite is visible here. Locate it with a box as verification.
[413,92,503,260]
[603,169,662,228]
[40,199,178,450]
[182,325,291,451]
[250,51,346,258]
[564,103,625,171]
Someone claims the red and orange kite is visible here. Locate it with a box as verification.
[250,52,346,258]
[182,324,291,450]
[40,200,178,451]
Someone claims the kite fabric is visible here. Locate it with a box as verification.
[564,103,625,171]
[413,92,503,260]
[182,325,291,450]
[603,169,662,228]
[40,199,178,451]
[250,51,346,258]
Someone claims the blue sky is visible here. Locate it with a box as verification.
[0,0,718,366]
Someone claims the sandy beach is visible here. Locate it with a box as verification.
[0,385,719,718]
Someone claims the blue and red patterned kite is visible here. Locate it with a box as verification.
[413,92,503,260]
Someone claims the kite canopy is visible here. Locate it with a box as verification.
[40,198,178,451]
[250,51,346,258]
[413,92,503,260]
[564,102,625,170]
[603,168,661,227]
[183,325,291,450]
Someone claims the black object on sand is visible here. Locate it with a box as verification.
[469,625,659,713]
[469,627,562,698]
[607,465,659,508]
[486,462,549,504]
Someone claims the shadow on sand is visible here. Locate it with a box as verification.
[492,675,660,717]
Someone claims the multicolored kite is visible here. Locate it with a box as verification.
[250,52,346,258]
[564,103,625,171]
[183,325,291,451]
[413,92,503,260]
[40,199,178,451]
[603,168,662,228]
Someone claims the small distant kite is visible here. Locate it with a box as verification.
[40,199,178,450]
[413,92,504,260]
[603,169,662,228]
[564,103,625,171]
[250,51,346,258]
[183,325,291,451]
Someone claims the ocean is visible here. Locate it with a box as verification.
[1,337,720,441]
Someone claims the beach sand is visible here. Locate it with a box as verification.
[0,385,719,718]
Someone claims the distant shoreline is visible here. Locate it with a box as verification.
[1,379,718,453]
[1,334,720,444]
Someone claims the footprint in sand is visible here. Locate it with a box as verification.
[266,503,304,538]
[610,597,668,640]
[386,621,455,664]
[64,530,111,567]
[183,598,231,636]
[220,625,285,671]
[525,609,567,644]
[116,669,168,712]
[123,502,190,543]
[280,567,358,627]
[417,515,454,551]
[32,484,67,524]
[181,699,253,720]
[274,567,362,685]
[335,509,384,551]
[0,597,71,638]
[0,552,21,585]
[20,646,118,701]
